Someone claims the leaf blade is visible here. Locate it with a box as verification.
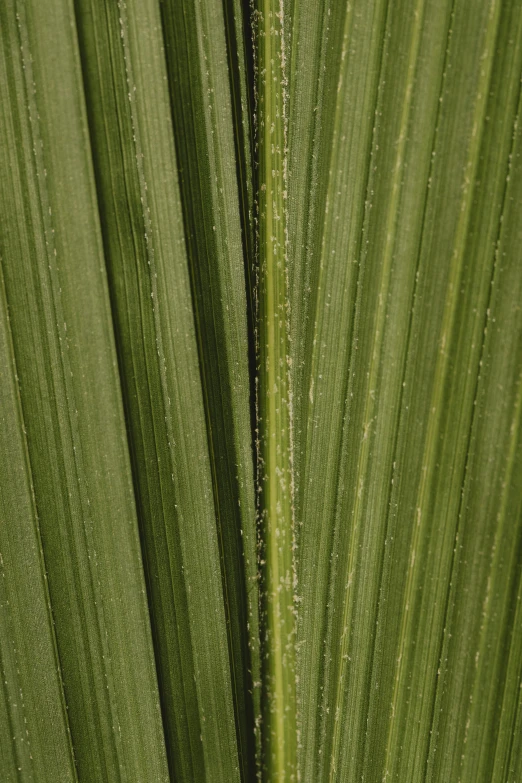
[0,1,169,779]
[254,0,297,778]
[160,0,260,774]
[73,0,246,779]
[0,269,77,783]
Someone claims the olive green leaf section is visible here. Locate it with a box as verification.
[289,0,522,780]
[0,271,77,783]
[367,4,521,780]
[253,0,297,779]
[0,2,169,782]
[288,4,389,776]
[221,0,256,322]
[73,0,243,780]
[160,0,259,776]
[1,1,521,783]
[426,59,522,782]
[287,0,356,490]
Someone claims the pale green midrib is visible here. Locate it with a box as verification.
[266,186,286,778]
[257,0,296,778]
[325,3,426,777]
[383,1,502,773]
[265,7,287,770]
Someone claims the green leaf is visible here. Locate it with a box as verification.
[288,3,389,776]
[1,0,521,780]
[0,269,77,783]
[289,0,522,780]
[254,1,297,779]
[222,0,257,328]
[0,1,169,780]
[73,0,248,779]
[160,0,260,775]
[422,9,522,781]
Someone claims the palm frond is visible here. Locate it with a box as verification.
[0,1,521,782]
[0,1,169,780]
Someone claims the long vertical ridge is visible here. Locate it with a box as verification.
[254,0,297,778]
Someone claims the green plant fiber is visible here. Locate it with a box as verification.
[0,0,520,782]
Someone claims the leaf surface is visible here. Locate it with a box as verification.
[254,0,297,779]
[287,0,522,780]
[0,270,77,783]
[160,0,260,774]
[73,0,245,779]
[0,2,169,780]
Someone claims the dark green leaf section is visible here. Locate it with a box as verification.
[0,2,169,781]
[0,271,77,783]
[500,561,522,783]
[160,1,259,776]
[222,0,256,327]
[73,0,242,780]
